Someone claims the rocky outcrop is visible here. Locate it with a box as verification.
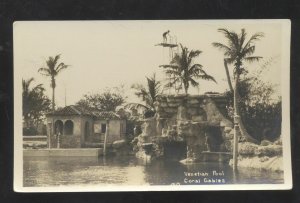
[229,139,283,171]
[230,156,283,172]
[155,94,232,127]
[112,139,130,156]
[133,94,234,162]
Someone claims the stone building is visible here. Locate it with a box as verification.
[46,105,126,148]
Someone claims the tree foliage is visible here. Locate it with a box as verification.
[225,70,281,141]
[76,87,126,112]
[38,54,69,110]
[22,78,51,129]
[161,44,216,94]
[213,28,264,143]
[126,74,161,112]
[124,74,162,119]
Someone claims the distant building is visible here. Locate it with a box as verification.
[46,105,126,148]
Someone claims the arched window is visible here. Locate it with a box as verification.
[64,120,74,135]
[54,120,63,135]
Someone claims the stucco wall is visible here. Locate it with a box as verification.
[80,116,94,143]
[47,115,85,148]
[93,119,123,143]
[47,114,126,147]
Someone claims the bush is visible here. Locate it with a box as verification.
[255,145,282,157]
[260,139,272,146]
[144,109,155,118]
[238,142,259,156]
[274,137,282,145]
[23,127,38,135]
[224,83,282,142]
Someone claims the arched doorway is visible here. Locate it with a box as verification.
[64,120,74,135]
[206,126,224,152]
[54,120,63,135]
[84,121,90,140]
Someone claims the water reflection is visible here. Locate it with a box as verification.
[23,156,283,187]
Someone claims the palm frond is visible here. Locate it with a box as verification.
[239,28,247,52]
[159,64,178,69]
[189,78,199,87]
[54,54,61,63]
[242,45,256,57]
[165,69,181,76]
[55,62,69,72]
[38,68,51,76]
[188,50,202,59]
[32,84,45,92]
[217,28,239,51]
[225,57,235,64]
[188,64,204,75]
[242,32,264,54]
[244,56,263,63]
[212,42,232,54]
[198,74,217,83]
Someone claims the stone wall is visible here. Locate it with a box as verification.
[135,94,234,161]
[155,94,232,127]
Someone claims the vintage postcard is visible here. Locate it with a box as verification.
[14,20,292,192]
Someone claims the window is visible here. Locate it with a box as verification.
[54,120,63,135]
[101,124,106,133]
[64,120,74,135]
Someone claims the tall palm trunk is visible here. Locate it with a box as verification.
[51,81,55,148]
[224,59,234,92]
[183,79,189,94]
[51,77,55,111]
[184,85,188,94]
[52,87,55,111]
[234,64,258,144]
[236,92,258,143]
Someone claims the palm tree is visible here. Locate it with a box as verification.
[223,59,234,92]
[22,78,49,127]
[161,44,216,94]
[212,28,264,143]
[125,74,161,116]
[38,54,69,111]
[23,78,42,127]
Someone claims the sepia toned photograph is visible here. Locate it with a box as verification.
[13,20,292,192]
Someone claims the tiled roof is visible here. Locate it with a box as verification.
[92,111,121,119]
[47,105,121,120]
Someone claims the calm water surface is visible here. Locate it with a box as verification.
[23,156,283,187]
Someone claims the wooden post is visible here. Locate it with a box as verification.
[103,120,109,156]
[50,117,54,149]
[233,72,240,172]
[48,122,52,149]
[57,130,61,149]
[233,115,239,171]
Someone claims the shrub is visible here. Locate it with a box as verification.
[23,127,38,135]
[255,145,282,157]
[238,142,259,156]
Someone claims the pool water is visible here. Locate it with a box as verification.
[23,155,283,187]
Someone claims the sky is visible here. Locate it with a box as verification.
[14,20,284,108]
